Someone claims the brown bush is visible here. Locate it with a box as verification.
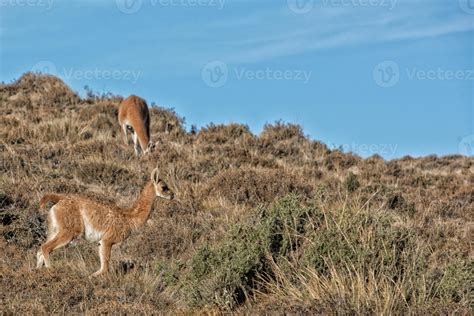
[260,121,305,141]
[150,106,186,137]
[1,72,80,107]
[204,167,313,206]
[197,123,254,145]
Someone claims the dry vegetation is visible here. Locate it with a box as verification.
[0,73,472,314]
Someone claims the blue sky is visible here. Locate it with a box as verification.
[1,0,473,158]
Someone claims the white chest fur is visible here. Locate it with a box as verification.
[80,209,103,242]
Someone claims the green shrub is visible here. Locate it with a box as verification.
[428,259,471,303]
[155,260,184,287]
[344,172,360,193]
[184,195,433,311]
[303,209,422,283]
[386,192,416,216]
[185,195,315,309]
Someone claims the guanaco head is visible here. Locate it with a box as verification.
[151,168,174,200]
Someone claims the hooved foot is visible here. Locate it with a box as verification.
[89,269,107,278]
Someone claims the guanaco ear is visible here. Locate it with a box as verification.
[151,168,160,183]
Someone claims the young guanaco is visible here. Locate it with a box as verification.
[36,168,174,276]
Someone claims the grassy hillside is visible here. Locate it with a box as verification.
[0,73,472,314]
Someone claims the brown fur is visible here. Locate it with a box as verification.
[36,169,174,276]
[118,95,152,156]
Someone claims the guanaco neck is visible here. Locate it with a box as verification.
[128,181,155,229]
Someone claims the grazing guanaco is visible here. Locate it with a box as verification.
[118,95,155,156]
[36,168,174,276]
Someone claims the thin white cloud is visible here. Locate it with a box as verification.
[119,1,472,68]
[107,1,474,69]
[212,3,474,64]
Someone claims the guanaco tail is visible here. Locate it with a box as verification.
[37,168,174,276]
[118,95,155,156]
